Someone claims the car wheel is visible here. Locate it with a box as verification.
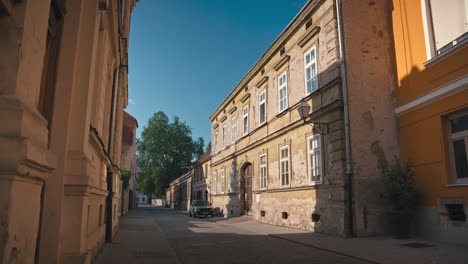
[193,213,197,218]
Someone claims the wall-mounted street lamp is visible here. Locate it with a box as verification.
[297,101,329,135]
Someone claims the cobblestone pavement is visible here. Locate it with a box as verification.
[96,207,371,264]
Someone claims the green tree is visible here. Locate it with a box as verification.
[193,137,205,159]
[137,111,195,196]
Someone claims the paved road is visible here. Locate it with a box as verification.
[97,207,370,264]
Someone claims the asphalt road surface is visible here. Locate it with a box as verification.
[97,207,372,264]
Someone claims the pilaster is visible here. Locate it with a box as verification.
[0,0,56,263]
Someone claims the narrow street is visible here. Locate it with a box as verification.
[96,207,371,264]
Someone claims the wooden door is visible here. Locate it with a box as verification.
[242,164,253,214]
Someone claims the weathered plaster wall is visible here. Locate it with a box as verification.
[209,0,348,233]
[341,0,399,236]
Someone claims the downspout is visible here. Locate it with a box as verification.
[336,0,354,238]
[105,68,119,242]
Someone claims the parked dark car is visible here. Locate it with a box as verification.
[189,200,213,218]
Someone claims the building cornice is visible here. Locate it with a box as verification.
[209,0,326,121]
[395,74,468,116]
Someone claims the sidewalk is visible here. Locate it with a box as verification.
[218,216,468,264]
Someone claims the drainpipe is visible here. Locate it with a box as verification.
[336,0,354,238]
[105,68,119,242]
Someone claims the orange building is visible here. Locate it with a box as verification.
[392,0,468,245]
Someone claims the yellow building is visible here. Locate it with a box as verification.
[0,0,137,262]
[392,0,468,245]
[209,0,399,237]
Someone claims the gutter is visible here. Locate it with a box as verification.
[336,0,355,237]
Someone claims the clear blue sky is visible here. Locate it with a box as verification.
[126,0,306,144]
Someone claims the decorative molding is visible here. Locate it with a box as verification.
[297,26,321,48]
[240,93,251,103]
[209,0,327,121]
[220,116,227,122]
[273,55,291,71]
[64,184,108,197]
[228,106,237,114]
[395,74,468,116]
[256,76,269,88]
[213,123,219,130]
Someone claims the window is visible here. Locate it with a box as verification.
[243,106,249,135]
[448,111,468,182]
[280,146,290,186]
[260,154,267,189]
[278,72,288,113]
[39,2,64,132]
[214,131,218,153]
[204,164,208,179]
[304,46,318,94]
[308,134,323,184]
[222,123,226,148]
[220,169,225,194]
[212,172,217,194]
[230,164,237,192]
[423,0,468,57]
[231,116,237,143]
[259,91,267,125]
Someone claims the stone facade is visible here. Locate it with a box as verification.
[192,149,211,202]
[209,0,398,237]
[0,0,137,263]
[120,111,139,215]
[167,172,192,211]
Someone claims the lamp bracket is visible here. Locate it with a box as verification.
[303,120,329,135]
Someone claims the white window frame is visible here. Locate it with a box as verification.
[231,116,237,143]
[278,71,288,113]
[280,145,290,187]
[259,154,267,189]
[214,131,218,153]
[220,169,225,194]
[212,171,217,194]
[421,0,468,60]
[447,110,468,184]
[259,90,267,125]
[243,106,249,136]
[222,123,226,149]
[307,134,323,185]
[304,46,318,95]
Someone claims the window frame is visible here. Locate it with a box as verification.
[231,116,237,143]
[214,131,218,153]
[220,169,225,194]
[222,123,226,149]
[243,106,249,136]
[421,0,468,60]
[307,134,323,185]
[212,171,217,194]
[278,71,288,113]
[447,110,468,184]
[259,154,267,190]
[259,90,267,125]
[304,46,318,95]
[279,145,290,187]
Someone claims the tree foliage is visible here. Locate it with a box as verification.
[193,137,205,160]
[137,112,195,196]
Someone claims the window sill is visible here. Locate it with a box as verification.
[276,109,289,118]
[424,38,468,68]
[310,181,322,186]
